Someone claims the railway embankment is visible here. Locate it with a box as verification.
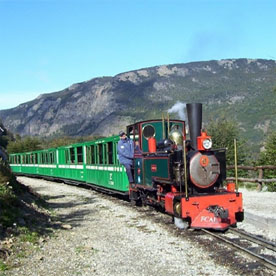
[1,177,275,276]
[0,163,53,272]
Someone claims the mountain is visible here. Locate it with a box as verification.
[1,59,276,147]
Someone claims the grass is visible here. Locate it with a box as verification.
[0,260,9,272]
[18,227,40,244]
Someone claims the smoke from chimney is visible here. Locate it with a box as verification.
[168,101,187,121]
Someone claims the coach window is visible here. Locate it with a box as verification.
[86,145,94,164]
[107,142,114,165]
[45,153,49,164]
[98,144,103,164]
[77,146,83,164]
[94,145,98,164]
[91,145,95,164]
[69,148,75,164]
[115,142,119,165]
[103,144,107,164]
[86,146,91,164]
[49,152,54,164]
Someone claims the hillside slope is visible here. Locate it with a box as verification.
[1,58,276,146]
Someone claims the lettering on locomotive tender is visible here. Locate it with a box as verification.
[200,216,219,223]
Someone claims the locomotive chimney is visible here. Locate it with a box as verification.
[186,103,202,150]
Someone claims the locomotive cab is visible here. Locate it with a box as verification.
[126,119,185,189]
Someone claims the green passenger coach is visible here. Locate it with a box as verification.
[9,135,130,194]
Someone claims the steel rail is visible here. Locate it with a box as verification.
[229,228,276,252]
[202,229,276,272]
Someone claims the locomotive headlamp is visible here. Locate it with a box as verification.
[203,138,212,150]
[197,131,212,151]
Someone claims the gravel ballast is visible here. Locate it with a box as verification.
[5,177,276,276]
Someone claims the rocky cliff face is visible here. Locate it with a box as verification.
[1,59,276,145]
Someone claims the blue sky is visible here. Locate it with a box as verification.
[0,0,275,110]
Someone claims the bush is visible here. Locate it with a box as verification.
[258,131,276,191]
[0,161,21,228]
[207,117,249,177]
[7,136,42,154]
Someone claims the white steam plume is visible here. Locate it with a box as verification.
[168,101,187,121]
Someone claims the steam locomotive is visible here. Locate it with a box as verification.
[127,103,243,229]
[9,103,243,230]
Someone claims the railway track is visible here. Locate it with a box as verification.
[202,228,276,272]
[99,190,276,273]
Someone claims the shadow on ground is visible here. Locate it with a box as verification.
[0,181,98,262]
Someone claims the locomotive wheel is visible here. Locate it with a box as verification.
[130,198,142,207]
